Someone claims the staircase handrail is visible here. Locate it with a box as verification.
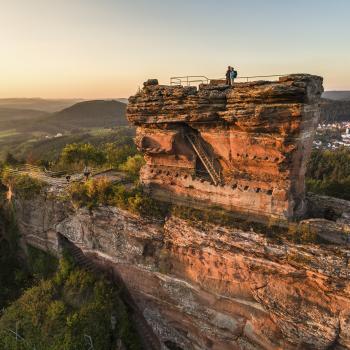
[186,133,221,185]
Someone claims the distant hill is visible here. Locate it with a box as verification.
[44,100,128,131]
[0,98,82,113]
[0,108,50,131]
[0,108,49,122]
[322,91,350,101]
[0,98,128,112]
[9,99,128,134]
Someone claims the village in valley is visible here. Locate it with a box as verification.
[314,121,350,149]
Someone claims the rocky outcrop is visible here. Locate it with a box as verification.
[127,75,323,220]
[12,193,350,350]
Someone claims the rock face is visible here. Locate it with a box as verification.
[12,194,350,350]
[127,75,323,220]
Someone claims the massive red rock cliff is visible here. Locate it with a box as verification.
[127,75,323,220]
[10,193,350,350]
[6,74,350,350]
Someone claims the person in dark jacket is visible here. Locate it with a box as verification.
[230,67,238,85]
[225,66,232,85]
[83,166,91,181]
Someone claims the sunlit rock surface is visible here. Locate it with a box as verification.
[7,74,350,350]
[12,194,350,350]
[127,75,323,220]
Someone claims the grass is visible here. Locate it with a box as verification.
[0,129,19,139]
[170,205,322,244]
[88,127,116,136]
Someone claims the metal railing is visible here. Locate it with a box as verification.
[231,74,288,82]
[170,75,210,86]
[170,74,289,86]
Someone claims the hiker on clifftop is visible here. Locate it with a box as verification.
[225,66,232,85]
[83,166,91,181]
[230,67,238,85]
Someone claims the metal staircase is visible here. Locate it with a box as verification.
[185,133,222,185]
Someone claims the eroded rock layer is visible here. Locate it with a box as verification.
[127,75,323,219]
[12,194,350,350]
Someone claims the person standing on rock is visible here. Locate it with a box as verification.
[230,67,238,85]
[225,66,232,85]
[83,166,91,181]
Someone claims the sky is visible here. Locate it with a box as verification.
[1,0,350,99]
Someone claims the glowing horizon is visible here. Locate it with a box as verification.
[1,0,350,99]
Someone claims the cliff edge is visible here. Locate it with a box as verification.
[10,192,350,350]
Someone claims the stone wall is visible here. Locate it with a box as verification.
[127,74,323,220]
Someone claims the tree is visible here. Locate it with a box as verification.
[4,152,19,166]
[119,155,145,179]
[0,255,142,350]
[306,147,350,200]
[102,143,137,168]
[60,144,106,167]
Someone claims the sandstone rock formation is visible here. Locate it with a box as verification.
[127,75,323,220]
[11,193,350,350]
[6,74,350,350]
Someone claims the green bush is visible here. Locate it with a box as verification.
[0,209,32,309]
[2,170,47,199]
[27,246,58,281]
[60,143,106,168]
[103,142,138,168]
[119,154,145,180]
[68,178,167,218]
[51,138,138,173]
[0,208,57,309]
[68,177,113,210]
[306,177,350,200]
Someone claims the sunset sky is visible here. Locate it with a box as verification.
[1,0,350,98]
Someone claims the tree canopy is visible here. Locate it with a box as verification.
[306,147,350,200]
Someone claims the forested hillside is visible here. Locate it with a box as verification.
[0,99,131,162]
[306,147,350,200]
